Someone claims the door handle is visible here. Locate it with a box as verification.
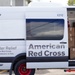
[60,42,67,44]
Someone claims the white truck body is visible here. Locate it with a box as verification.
[0,3,73,70]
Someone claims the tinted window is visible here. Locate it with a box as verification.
[26,19,64,40]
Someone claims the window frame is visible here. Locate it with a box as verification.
[26,19,64,40]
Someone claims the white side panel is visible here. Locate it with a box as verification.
[0,7,26,70]
[26,7,68,68]
[0,7,26,20]
[27,41,68,56]
[0,7,26,39]
[26,12,65,19]
[0,20,25,39]
[0,41,25,57]
[0,63,11,69]
[26,7,67,20]
[27,62,68,68]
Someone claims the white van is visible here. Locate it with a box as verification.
[0,2,72,75]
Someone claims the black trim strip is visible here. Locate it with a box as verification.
[60,42,67,44]
[0,39,25,41]
[0,57,14,62]
[67,8,75,11]
[69,61,75,66]
[0,57,68,63]
[27,57,68,62]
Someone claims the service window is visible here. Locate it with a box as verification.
[26,19,64,40]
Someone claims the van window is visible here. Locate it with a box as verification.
[26,19,64,40]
